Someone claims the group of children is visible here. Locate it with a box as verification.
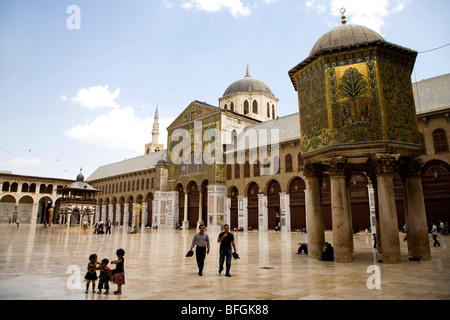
[84,248,125,295]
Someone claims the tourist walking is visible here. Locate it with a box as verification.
[217,224,237,277]
[189,225,210,276]
[111,248,125,295]
[431,222,441,247]
[106,219,111,234]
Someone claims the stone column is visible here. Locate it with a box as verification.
[328,156,353,263]
[303,162,325,259]
[400,158,431,261]
[183,193,189,229]
[372,153,401,264]
[198,190,203,227]
[258,193,267,231]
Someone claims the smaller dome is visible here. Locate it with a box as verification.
[310,24,385,57]
[223,67,274,97]
[76,168,84,182]
[157,159,168,165]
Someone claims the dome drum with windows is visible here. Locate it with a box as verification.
[288,9,422,161]
[219,66,279,122]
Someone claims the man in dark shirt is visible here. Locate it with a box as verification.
[217,224,237,277]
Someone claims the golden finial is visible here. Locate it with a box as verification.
[340,8,347,25]
[246,65,250,76]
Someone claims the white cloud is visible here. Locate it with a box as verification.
[62,85,121,109]
[181,0,251,17]
[306,0,410,33]
[4,157,41,167]
[64,86,172,153]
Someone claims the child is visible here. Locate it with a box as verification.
[84,254,100,293]
[111,248,125,295]
[97,258,111,294]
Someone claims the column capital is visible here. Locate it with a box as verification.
[326,156,348,177]
[371,153,400,175]
[303,161,324,178]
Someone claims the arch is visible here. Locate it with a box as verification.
[37,196,53,225]
[229,186,239,229]
[267,103,270,118]
[177,183,185,226]
[125,196,134,226]
[348,173,370,230]
[247,182,259,230]
[422,160,450,226]
[145,192,154,227]
[200,179,208,226]
[1,194,16,223]
[187,181,199,229]
[119,196,125,226]
[289,177,306,230]
[18,195,34,224]
[267,180,281,229]
[230,102,234,112]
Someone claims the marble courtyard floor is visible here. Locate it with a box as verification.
[0,224,448,300]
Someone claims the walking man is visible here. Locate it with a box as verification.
[217,224,237,277]
[189,225,210,276]
[431,222,441,247]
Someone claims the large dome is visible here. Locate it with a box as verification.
[223,68,274,97]
[310,23,385,57]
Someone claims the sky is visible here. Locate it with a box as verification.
[0,0,449,181]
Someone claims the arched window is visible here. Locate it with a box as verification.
[432,128,449,154]
[227,165,232,180]
[254,160,260,177]
[244,161,250,178]
[298,152,304,170]
[285,154,293,173]
[21,183,29,193]
[230,102,234,112]
[2,182,9,192]
[244,100,249,115]
[252,100,258,114]
[234,163,240,179]
[224,104,228,110]
[267,103,270,118]
[272,105,275,119]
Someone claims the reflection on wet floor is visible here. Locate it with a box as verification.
[0,224,449,300]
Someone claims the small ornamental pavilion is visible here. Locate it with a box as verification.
[58,169,101,228]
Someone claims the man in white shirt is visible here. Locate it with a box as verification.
[431,222,441,247]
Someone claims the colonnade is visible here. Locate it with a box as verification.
[304,154,431,263]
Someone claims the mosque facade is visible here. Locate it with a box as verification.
[1,14,449,262]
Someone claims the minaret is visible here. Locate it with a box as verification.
[145,102,164,154]
[152,103,160,146]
